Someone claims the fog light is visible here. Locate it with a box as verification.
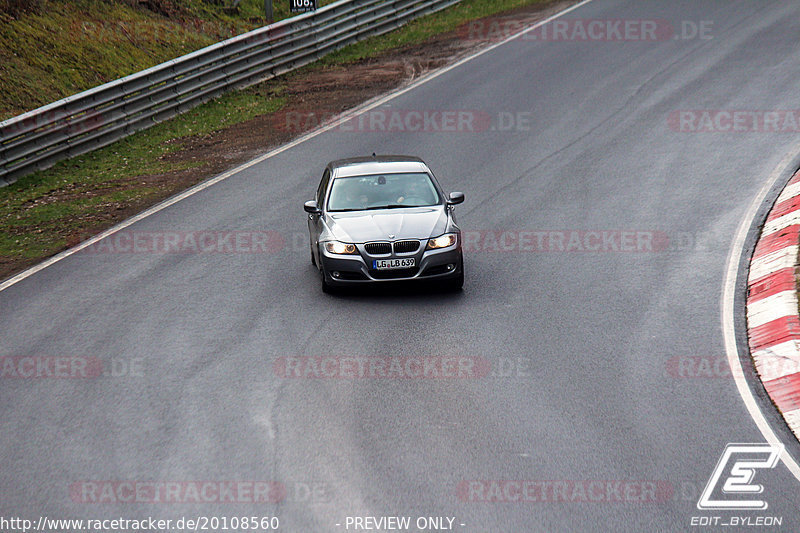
[446,264,455,271]
[332,271,340,279]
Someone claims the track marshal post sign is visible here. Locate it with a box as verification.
[291,0,318,13]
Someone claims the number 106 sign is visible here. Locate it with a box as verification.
[290,0,318,13]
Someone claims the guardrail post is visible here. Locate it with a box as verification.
[265,0,273,22]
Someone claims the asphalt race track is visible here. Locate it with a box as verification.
[3,0,800,531]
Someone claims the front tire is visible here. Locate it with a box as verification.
[321,267,336,294]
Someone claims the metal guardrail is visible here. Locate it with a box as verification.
[0,0,461,187]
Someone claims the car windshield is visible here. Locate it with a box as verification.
[327,172,440,211]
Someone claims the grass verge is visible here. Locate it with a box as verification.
[0,0,336,120]
[323,0,552,64]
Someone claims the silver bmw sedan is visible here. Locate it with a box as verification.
[304,155,465,293]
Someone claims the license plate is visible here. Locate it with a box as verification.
[373,258,416,270]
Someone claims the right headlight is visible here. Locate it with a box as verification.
[426,233,457,250]
[324,241,358,255]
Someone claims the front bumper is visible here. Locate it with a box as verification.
[319,243,462,286]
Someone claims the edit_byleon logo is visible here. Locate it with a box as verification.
[697,443,783,511]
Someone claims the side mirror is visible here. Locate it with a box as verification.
[304,200,321,214]
[447,192,465,205]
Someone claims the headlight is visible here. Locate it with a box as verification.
[426,234,457,250]
[324,241,358,255]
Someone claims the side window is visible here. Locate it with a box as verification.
[316,169,331,205]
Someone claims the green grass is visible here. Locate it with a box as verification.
[0,0,335,120]
[0,232,67,258]
[323,0,546,64]
[0,0,551,272]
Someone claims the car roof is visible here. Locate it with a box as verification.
[329,155,430,178]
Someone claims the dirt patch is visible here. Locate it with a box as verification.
[1,0,575,282]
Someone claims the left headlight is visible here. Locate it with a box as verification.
[426,233,457,250]
[324,241,358,255]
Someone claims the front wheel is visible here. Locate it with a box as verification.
[321,268,336,294]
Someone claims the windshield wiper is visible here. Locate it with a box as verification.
[332,204,425,212]
[363,204,410,210]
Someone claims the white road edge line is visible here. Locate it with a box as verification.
[722,146,800,481]
[0,0,595,294]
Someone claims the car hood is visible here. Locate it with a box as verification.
[325,206,449,243]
